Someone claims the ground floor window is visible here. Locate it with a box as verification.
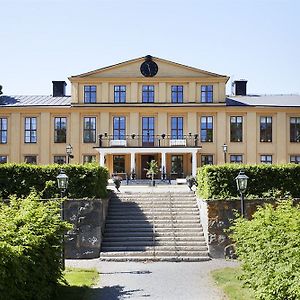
[54,155,66,164]
[230,154,243,163]
[0,155,7,164]
[201,155,213,166]
[290,155,300,163]
[24,155,37,164]
[113,155,125,173]
[83,155,96,164]
[261,155,272,164]
[171,155,183,176]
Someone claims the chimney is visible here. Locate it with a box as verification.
[52,81,67,97]
[233,80,247,96]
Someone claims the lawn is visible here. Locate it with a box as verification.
[211,267,256,300]
[53,267,99,300]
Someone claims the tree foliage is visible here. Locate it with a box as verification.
[0,193,72,300]
[230,200,300,300]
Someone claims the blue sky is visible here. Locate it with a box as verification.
[0,0,299,95]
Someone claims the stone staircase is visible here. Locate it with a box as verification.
[100,192,209,262]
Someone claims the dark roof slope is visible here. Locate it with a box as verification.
[226,95,300,107]
[0,95,71,107]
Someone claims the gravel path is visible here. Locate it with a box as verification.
[66,259,239,300]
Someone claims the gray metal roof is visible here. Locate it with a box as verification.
[0,95,71,107]
[226,95,300,107]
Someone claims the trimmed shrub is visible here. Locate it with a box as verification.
[0,193,72,300]
[0,163,108,199]
[230,200,300,300]
[197,164,300,199]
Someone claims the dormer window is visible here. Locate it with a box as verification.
[114,85,126,103]
[201,85,213,103]
[84,85,96,103]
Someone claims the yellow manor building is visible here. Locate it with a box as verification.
[1,55,300,179]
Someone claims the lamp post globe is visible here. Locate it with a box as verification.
[56,169,68,197]
[222,144,228,163]
[235,170,249,217]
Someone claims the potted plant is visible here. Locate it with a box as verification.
[146,160,159,186]
[186,175,197,191]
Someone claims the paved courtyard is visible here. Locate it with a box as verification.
[66,259,239,300]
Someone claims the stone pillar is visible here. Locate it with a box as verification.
[161,151,166,179]
[130,151,136,174]
[99,152,105,167]
[192,151,197,176]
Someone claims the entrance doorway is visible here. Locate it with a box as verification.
[141,155,156,179]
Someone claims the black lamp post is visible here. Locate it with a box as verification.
[235,170,249,217]
[66,144,73,164]
[56,169,68,269]
[222,143,228,163]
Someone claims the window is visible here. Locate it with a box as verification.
[83,117,96,143]
[24,117,37,143]
[113,155,125,173]
[290,117,300,142]
[0,118,7,144]
[201,85,213,103]
[142,85,154,103]
[83,155,96,164]
[24,155,37,164]
[84,85,96,103]
[54,156,66,164]
[171,155,183,176]
[261,155,272,164]
[201,155,213,166]
[0,156,7,164]
[171,117,183,139]
[290,155,300,164]
[260,116,272,142]
[171,85,183,103]
[54,117,67,143]
[114,85,126,103]
[230,116,243,142]
[142,117,155,146]
[201,116,213,142]
[230,155,243,163]
[113,116,126,140]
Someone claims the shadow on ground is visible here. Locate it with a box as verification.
[90,285,150,299]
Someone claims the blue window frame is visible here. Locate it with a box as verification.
[142,85,154,103]
[0,118,7,144]
[83,117,96,143]
[201,85,213,103]
[24,117,37,143]
[201,116,213,142]
[84,85,96,103]
[171,85,183,103]
[171,117,183,139]
[142,117,155,146]
[114,85,126,103]
[113,116,126,140]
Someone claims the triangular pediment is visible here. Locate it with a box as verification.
[70,56,228,80]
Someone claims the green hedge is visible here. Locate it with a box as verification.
[197,164,300,199]
[230,200,300,300]
[0,163,108,199]
[0,193,71,300]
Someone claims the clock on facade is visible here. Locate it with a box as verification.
[140,56,158,77]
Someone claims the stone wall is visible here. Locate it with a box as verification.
[63,198,109,259]
[198,198,300,258]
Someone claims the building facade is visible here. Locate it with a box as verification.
[1,55,300,178]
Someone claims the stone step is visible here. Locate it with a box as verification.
[101,245,208,252]
[101,241,207,247]
[109,203,197,207]
[108,208,199,214]
[105,226,202,232]
[102,236,205,242]
[99,256,210,262]
[100,250,209,257]
[105,219,200,224]
[105,223,201,229]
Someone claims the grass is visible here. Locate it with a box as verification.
[53,267,99,300]
[211,267,256,300]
